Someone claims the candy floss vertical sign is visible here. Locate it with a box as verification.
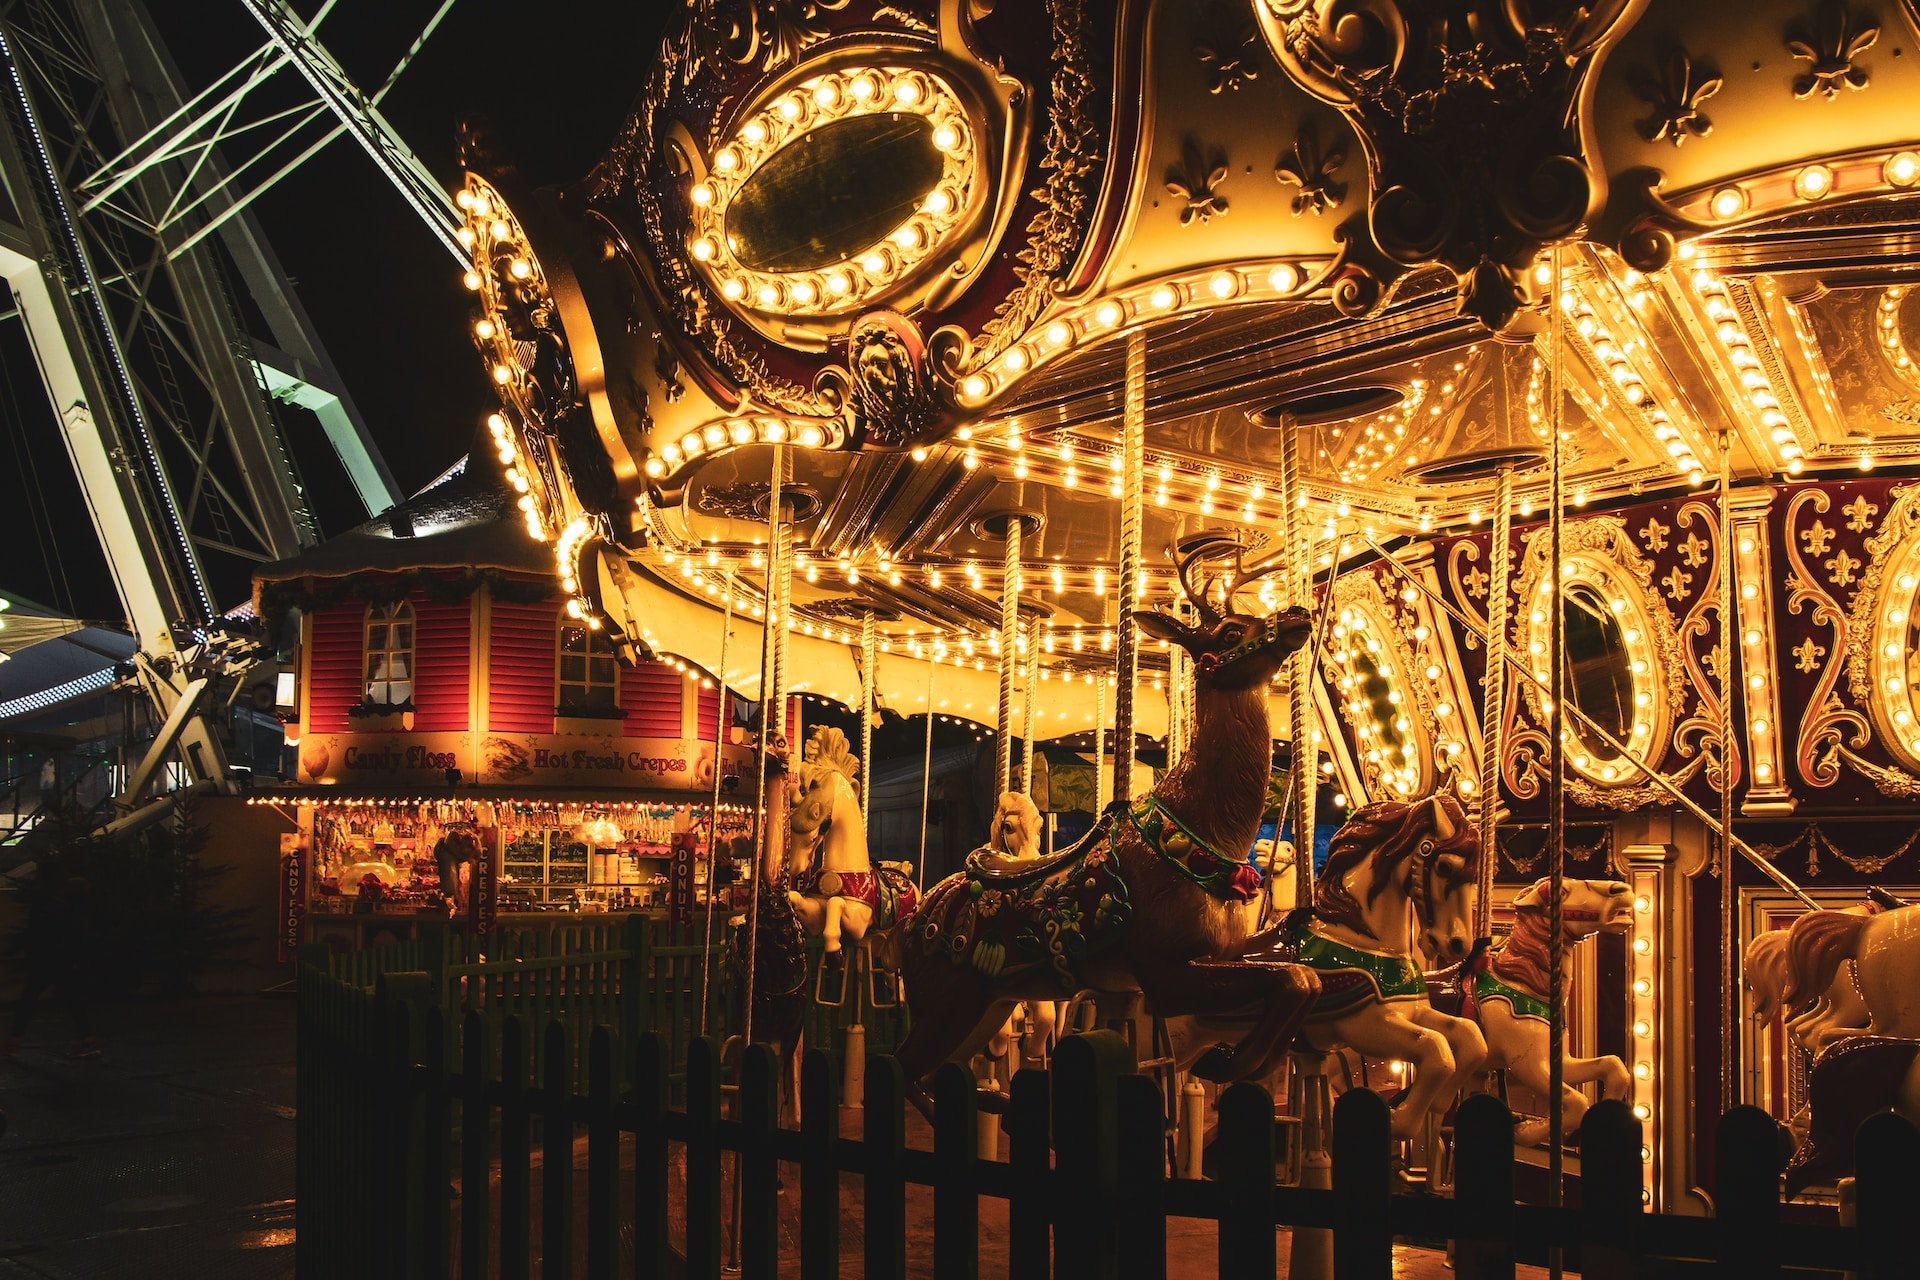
[278,832,306,961]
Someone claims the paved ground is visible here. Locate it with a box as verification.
[0,994,296,1279]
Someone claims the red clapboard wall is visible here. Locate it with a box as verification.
[622,660,684,738]
[696,685,721,742]
[306,605,364,733]
[409,599,471,732]
[489,600,558,734]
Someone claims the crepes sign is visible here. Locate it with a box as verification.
[297,729,750,792]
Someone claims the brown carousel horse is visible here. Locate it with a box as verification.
[892,551,1322,1114]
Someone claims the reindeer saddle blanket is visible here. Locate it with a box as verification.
[911,808,1133,994]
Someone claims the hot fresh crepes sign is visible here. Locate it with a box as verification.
[297,730,752,792]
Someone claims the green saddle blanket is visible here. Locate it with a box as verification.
[915,817,1132,994]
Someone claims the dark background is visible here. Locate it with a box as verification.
[0,0,666,624]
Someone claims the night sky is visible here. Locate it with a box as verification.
[0,0,664,624]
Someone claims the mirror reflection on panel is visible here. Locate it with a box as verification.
[726,113,944,273]
[1562,582,1633,753]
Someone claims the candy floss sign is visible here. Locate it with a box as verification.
[478,733,752,790]
[278,832,305,962]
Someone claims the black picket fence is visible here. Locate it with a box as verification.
[297,983,1920,1280]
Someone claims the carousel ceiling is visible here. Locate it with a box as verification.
[452,0,1920,740]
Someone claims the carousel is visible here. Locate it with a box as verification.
[450,0,1920,1240]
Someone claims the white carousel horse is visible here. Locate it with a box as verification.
[1781,899,1920,1041]
[1267,792,1487,1142]
[785,726,916,963]
[1461,876,1634,1147]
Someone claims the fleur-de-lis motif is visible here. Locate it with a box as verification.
[1786,0,1880,101]
[1662,566,1693,600]
[1793,637,1827,672]
[1631,48,1721,146]
[1273,119,1348,217]
[1195,29,1262,95]
[1705,643,1729,684]
[1463,564,1490,599]
[1679,531,1710,568]
[1166,138,1230,226]
[1801,518,1835,556]
[1639,516,1671,553]
[1825,548,1861,587]
[1843,494,1880,532]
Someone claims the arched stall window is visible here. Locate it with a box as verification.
[364,601,415,707]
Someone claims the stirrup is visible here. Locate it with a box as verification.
[813,948,853,1007]
[865,939,902,1009]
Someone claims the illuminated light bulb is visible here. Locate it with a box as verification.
[1094,301,1123,327]
[797,424,826,448]
[825,270,851,296]
[690,237,717,261]
[893,223,923,250]
[721,278,745,301]
[1632,1104,1651,1121]
[1633,1019,1652,1038]
[462,270,482,291]
[862,251,887,273]
[894,78,921,104]
[924,187,954,217]
[456,189,475,211]
[813,80,840,107]
[1710,186,1745,219]
[1149,284,1178,310]
[1633,979,1652,997]
[456,226,476,248]
[1208,271,1237,299]
[932,123,959,151]
[1757,763,1773,781]
[474,318,497,342]
[715,147,739,173]
[757,283,780,306]
[1887,151,1920,186]
[962,374,989,399]
[645,458,665,479]
[1860,453,1876,471]
[1794,164,1834,200]
[492,364,511,385]
[1633,937,1652,955]
[1002,347,1028,372]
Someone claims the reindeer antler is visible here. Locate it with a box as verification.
[1170,532,1245,626]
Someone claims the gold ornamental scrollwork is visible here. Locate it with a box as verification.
[1506,516,1686,810]
[1672,500,1739,795]
[1841,483,1920,792]
[1787,487,1871,788]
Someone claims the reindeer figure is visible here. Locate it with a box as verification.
[893,545,1323,1111]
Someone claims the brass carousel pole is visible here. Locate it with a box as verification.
[744,445,789,1055]
[1114,331,1146,803]
[698,570,735,1037]
[1282,418,1316,910]
[997,517,1025,795]
[1095,641,1111,812]
[1021,620,1038,797]
[1476,467,1513,942]
[917,655,934,891]
[860,610,876,817]
[1547,248,1569,1268]
[1718,430,1738,1117]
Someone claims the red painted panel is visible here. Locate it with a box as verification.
[696,685,721,742]
[622,661,684,737]
[489,600,559,734]
[410,599,471,732]
[306,606,365,733]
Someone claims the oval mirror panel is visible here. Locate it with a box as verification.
[1562,582,1634,756]
[1350,647,1420,795]
[726,113,944,274]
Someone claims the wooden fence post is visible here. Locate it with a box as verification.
[381,995,415,1280]
[1715,1105,1781,1280]
[1007,1069,1051,1280]
[633,1032,670,1280]
[1053,1030,1133,1280]
[459,1011,492,1280]
[1578,1099,1642,1280]
[800,1048,840,1280]
[1331,1086,1392,1280]
[499,1017,531,1280]
[1853,1110,1920,1280]
[865,1054,908,1280]
[1452,1093,1514,1280]
[1116,1072,1168,1280]
[741,1043,782,1280]
[620,914,646,1047]
[686,1037,724,1280]
[934,1062,979,1280]
[1216,1082,1276,1280]
[586,1027,618,1280]
[541,1021,573,1277]
[419,1004,450,1280]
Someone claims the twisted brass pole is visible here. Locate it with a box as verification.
[1476,466,1513,942]
[1115,331,1146,803]
[996,517,1024,796]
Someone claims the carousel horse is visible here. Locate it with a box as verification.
[728,745,808,1116]
[1455,876,1634,1147]
[786,725,917,965]
[892,553,1324,1116]
[975,793,1060,1069]
[1257,790,1487,1141]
